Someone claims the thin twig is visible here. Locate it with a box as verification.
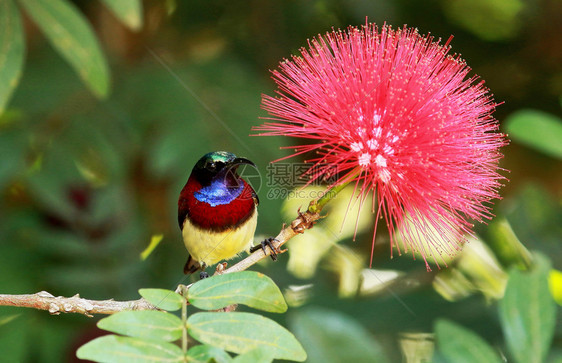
[0,291,157,317]
[181,289,188,362]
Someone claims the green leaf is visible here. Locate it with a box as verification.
[187,312,306,362]
[18,0,110,98]
[0,0,25,115]
[232,347,274,363]
[487,218,531,269]
[97,311,182,342]
[139,288,184,311]
[400,333,435,363]
[187,345,232,363]
[505,109,562,159]
[289,307,389,363]
[76,334,184,363]
[187,271,287,313]
[435,319,501,363]
[550,269,562,306]
[140,234,164,261]
[100,0,143,31]
[499,253,556,363]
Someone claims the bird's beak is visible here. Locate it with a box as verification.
[230,157,256,168]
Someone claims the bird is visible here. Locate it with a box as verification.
[178,151,275,275]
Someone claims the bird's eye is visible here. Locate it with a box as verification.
[206,162,216,171]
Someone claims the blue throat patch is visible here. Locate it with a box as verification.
[194,179,244,207]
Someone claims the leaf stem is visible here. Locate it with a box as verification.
[181,288,188,361]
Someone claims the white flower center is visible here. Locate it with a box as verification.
[347,112,398,184]
[374,154,387,167]
[350,142,363,152]
[358,152,372,167]
[367,138,378,149]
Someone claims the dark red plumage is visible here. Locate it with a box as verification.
[178,175,257,232]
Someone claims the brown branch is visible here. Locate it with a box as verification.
[0,291,158,317]
[0,201,323,317]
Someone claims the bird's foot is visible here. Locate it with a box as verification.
[250,237,280,261]
[199,271,209,280]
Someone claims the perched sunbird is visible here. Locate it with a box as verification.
[178,151,275,275]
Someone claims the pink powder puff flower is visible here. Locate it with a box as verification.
[253,23,508,270]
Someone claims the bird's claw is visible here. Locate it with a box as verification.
[250,237,279,261]
[199,271,210,279]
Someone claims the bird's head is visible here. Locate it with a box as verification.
[191,151,255,188]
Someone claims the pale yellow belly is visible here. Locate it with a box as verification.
[181,210,258,266]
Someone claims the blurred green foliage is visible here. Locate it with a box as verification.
[441,0,525,41]
[0,0,561,362]
[506,109,562,159]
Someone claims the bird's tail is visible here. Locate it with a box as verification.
[183,256,202,274]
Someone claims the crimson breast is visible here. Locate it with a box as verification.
[178,176,257,232]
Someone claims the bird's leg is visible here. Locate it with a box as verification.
[184,256,203,275]
[250,237,280,261]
